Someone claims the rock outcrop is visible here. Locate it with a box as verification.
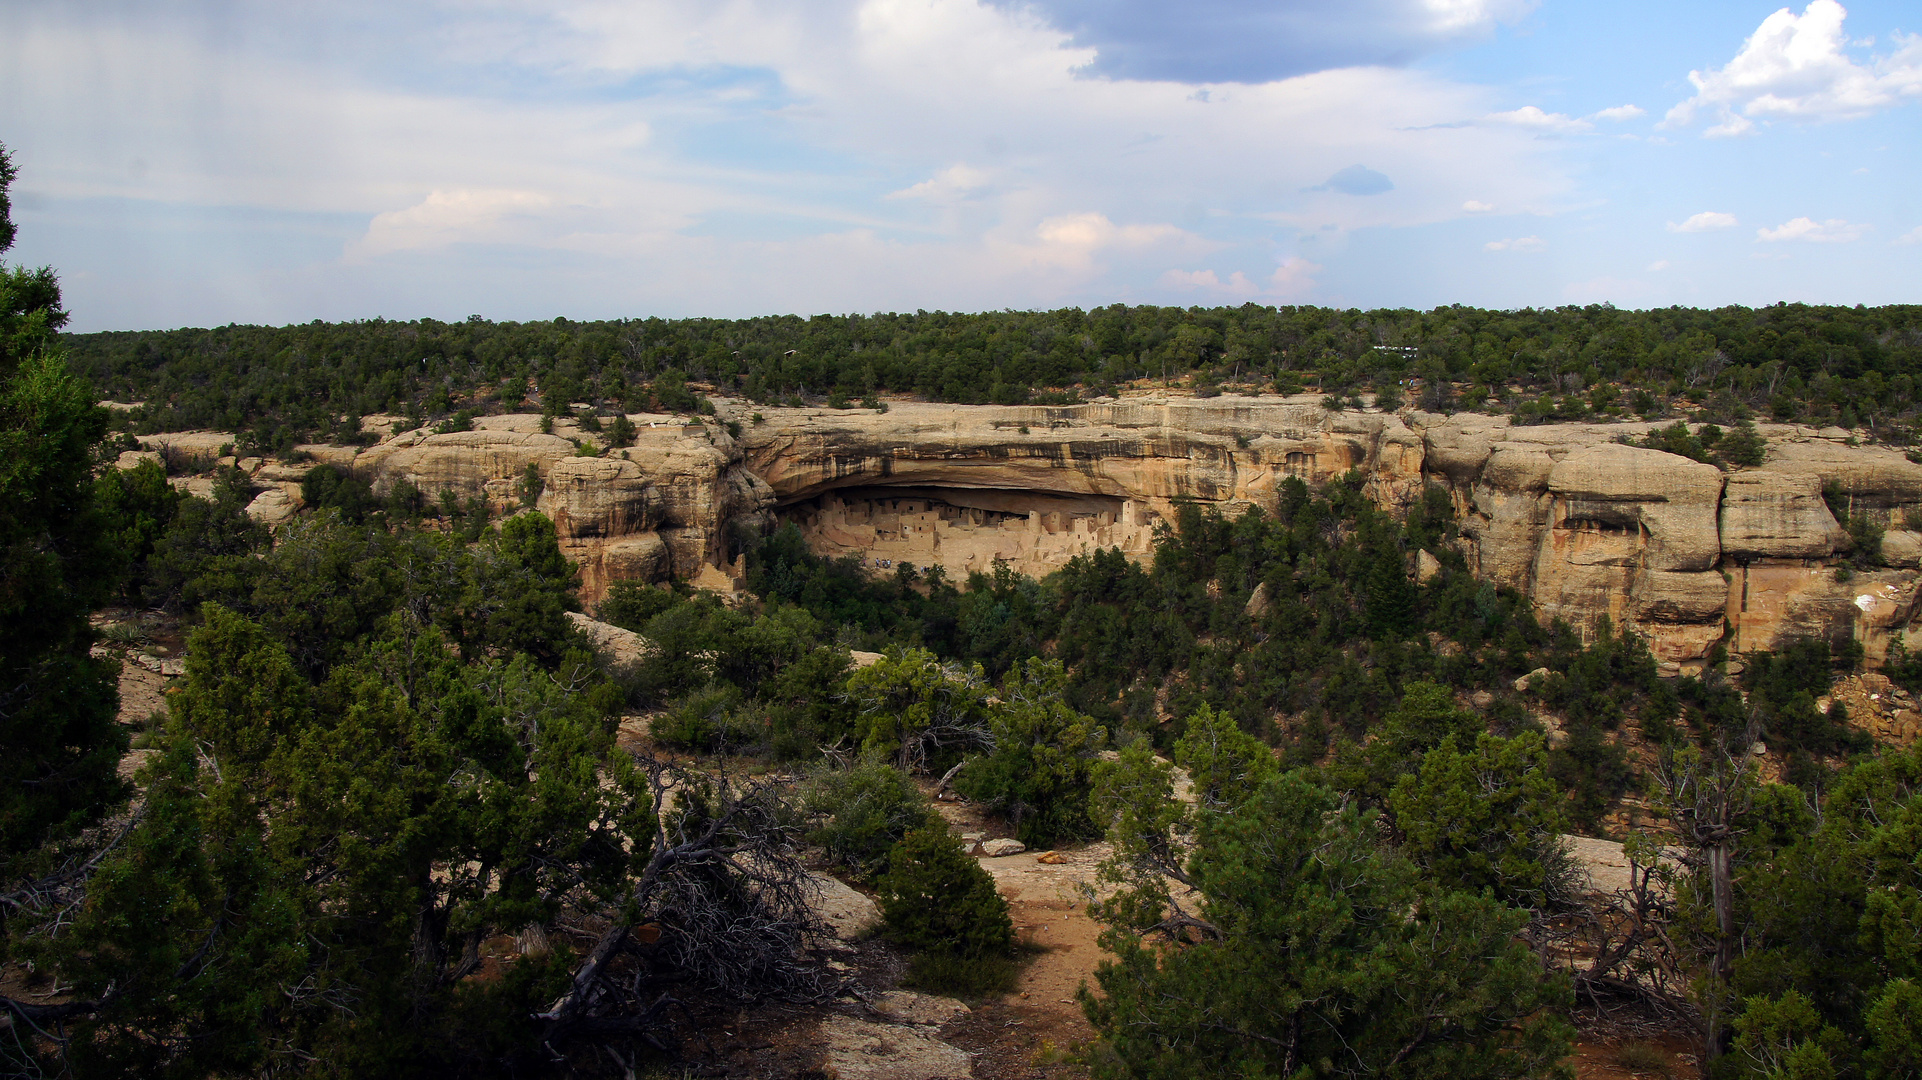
[144,393,1922,667]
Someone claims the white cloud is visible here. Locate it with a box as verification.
[1756,216,1869,243]
[1462,199,1495,212]
[351,189,554,258]
[888,165,993,202]
[1668,211,1738,233]
[1647,259,1670,271]
[1485,235,1546,252]
[1268,256,1322,298]
[1483,105,1592,133]
[1664,0,1922,135]
[0,0,1597,325]
[1589,104,1645,122]
[1159,268,1261,296]
[1154,255,1324,300]
[1896,226,1922,246]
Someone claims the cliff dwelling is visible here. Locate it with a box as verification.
[779,485,1160,580]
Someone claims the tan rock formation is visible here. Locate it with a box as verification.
[739,396,1425,581]
[142,397,1922,668]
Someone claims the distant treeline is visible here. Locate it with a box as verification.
[66,303,1922,454]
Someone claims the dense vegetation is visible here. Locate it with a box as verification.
[66,302,1922,455]
[4,142,1921,1078]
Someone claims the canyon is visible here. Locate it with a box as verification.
[137,394,1922,671]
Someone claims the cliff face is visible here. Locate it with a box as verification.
[1419,413,1922,666]
[151,396,1922,668]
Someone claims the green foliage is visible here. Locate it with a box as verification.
[1081,771,1575,1080]
[1171,703,1275,810]
[72,303,1922,458]
[801,759,943,881]
[876,825,1013,960]
[1390,731,1575,909]
[1332,679,1483,805]
[1863,979,1921,1080]
[903,950,1020,998]
[0,141,128,877]
[93,458,181,584]
[1824,482,1887,569]
[143,475,272,610]
[954,659,1107,845]
[1728,991,1847,1080]
[20,604,650,1076]
[595,579,682,631]
[1720,742,1922,1076]
[844,647,993,772]
[300,462,380,522]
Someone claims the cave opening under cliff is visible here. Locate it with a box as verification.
[775,484,1153,579]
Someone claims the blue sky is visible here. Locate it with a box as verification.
[1,0,1917,331]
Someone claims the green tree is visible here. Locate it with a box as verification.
[1172,703,1276,811]
[876,824,1012,959]
[0,141,127,883]
[1390,731,1574,909]
[1081,771,1574,1080]
[954,658,1107,845]
[15,605,654,1075]
[843,647,993,772]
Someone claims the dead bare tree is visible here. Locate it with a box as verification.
[537,753,830,1057]
[1650,734,1759,1062]
[1528,833,1701,1039]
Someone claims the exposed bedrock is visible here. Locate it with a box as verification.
[175,396,1922,666]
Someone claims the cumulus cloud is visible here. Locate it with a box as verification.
[980,0,1536,83]
[1483,105,1592,133]
[1162,257,1324,299]
[1756,216,1869,242]
[1484,236,1545,252]
[1267,256,1322,298]
[351,189,554,258]
[1664,0,1922,136]
[1668,211,1738,232]
[1647,260,1670,271]
[0,0,1593,326]
[1309,165,1395,195]
[1896,226,1922,246]
[1462,200,1495,212]
[1160,268,1260,295]
[1589,104,1645,122]
[889,165,994,202]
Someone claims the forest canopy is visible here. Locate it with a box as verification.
[65,303,1922,454]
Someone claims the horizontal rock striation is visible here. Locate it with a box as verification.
[149,395,1922,667]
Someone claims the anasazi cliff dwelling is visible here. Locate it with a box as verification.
[138,395,1922,672]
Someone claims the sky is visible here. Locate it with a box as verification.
[1,0,1918,331]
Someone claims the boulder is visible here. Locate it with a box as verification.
[1514,668,1551,693]
[818,1015,971,1080]
[564,612,653,668]
[245,484,301,528]
[1245,581,1274,618]
[806,873,882,942]
[870,991,970,1027]
[1416,549,1442,583]
[979,838,1026,857]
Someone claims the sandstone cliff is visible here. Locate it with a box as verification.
[143,394,1922,668]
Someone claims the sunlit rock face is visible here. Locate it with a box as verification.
[199,395,1922,665]
[1414,412,1922,667]
[736,397,1425,583]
